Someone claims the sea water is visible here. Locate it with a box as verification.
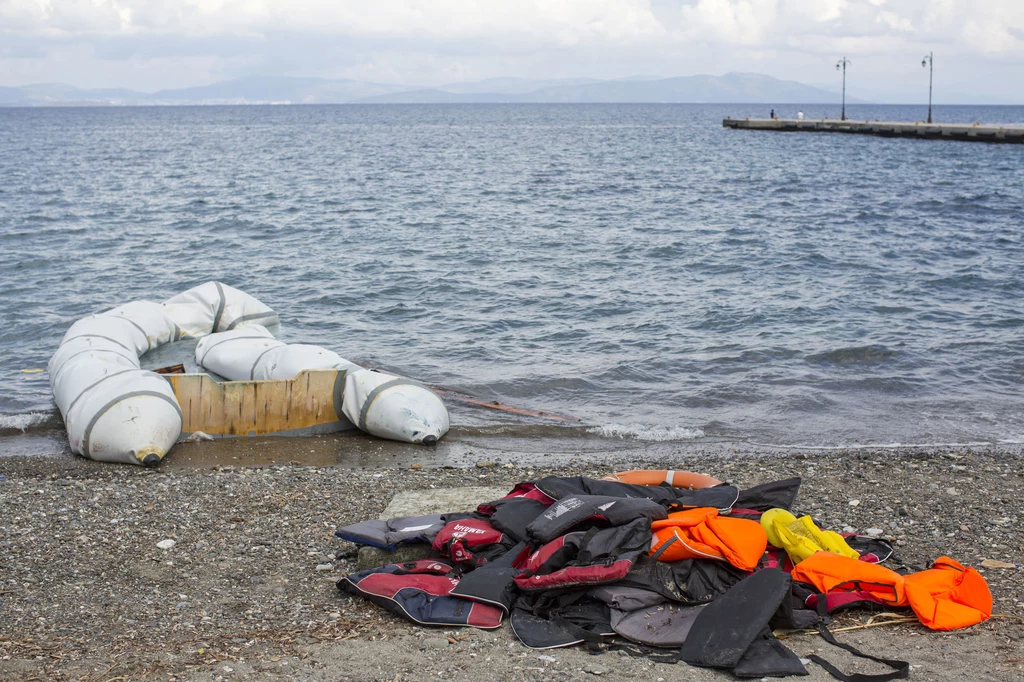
[2,103,1023,451]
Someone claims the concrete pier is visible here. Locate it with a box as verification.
[723,117,1024,144]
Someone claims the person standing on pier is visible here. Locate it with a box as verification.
[770,109,775,120]
[797,110,804,120]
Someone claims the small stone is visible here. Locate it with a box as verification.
[911,509,925,519]
[538,655,557,662]
[865,528,884,536]
[585,663,610,675]
[411,464,423,470]
[946,487,958,496]
[476,461,497,468]
[422,637,449,650]
[842,526,856,534]
[315,563,333,571]
[329,612,341,619]
[980,559,1016,569]
[848,500,860,507]
[156,539,176,550]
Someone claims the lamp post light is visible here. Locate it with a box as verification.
[922,52,934,124]
[836,57,851,121]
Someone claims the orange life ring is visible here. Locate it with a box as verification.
[601,469,722,490]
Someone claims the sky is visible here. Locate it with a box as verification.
[1,0,1022,102]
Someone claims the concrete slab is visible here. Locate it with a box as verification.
[380,486,511,518]
[355,486,511,570]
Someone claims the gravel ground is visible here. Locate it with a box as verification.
[1,443,1023,681]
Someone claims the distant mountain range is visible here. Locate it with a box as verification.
[0,73,860,107]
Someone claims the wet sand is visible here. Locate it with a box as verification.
[1,435,1022,681]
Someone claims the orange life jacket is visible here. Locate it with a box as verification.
[649,507,767,571]
[903,556,992,631]
[790,551,906,606]
[791,552,992,630]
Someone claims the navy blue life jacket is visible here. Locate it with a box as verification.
[338,559,503,629]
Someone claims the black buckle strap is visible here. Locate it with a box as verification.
[808,622,909,682]
[573,527,603,566]
[815,591,832,625]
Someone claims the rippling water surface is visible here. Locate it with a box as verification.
[2,103,1023,448]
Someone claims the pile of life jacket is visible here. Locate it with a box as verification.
[335,472,992,680]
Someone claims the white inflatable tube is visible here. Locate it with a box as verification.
[196,330,450,445]
[342,368,450,445]
[195,325,353,381]
[48,283,277,466]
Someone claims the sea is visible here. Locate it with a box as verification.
[2,103,1023,458]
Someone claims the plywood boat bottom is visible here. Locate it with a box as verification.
[166,369,354,438]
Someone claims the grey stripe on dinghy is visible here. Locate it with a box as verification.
[248,345,279,380]
[51,348,140,385]
[212,282,227,333]
[225,311,280,331]
[358,378,426,431]
[195,335,276,366]
[109,316,153,353]
[332,368,349,421]
[65,368,146,417]
[61,333,136,354]
[82,390,184,457]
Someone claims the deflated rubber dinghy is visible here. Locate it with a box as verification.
[48,282,449,466]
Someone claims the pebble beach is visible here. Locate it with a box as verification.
[2,438,1022,681]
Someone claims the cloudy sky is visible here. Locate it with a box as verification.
[2,0,1022,101]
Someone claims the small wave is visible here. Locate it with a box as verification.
[805,345,900,365]
[593,423,705,442]
[0,412,58,435]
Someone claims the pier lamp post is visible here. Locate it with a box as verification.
[922,52,934,123]
[836,57,851,121]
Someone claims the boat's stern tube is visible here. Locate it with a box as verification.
[342,368,450,445]
[48,283,277,465]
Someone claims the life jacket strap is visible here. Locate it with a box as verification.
[649,534,679,562]
[808,622,909,682]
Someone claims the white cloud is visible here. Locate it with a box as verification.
[0,0,1021,96]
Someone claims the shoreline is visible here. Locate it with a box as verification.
[3,424,1024,472]
[1,443,1022,681]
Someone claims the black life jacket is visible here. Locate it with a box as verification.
[590,585,707,648]
[515,518,652,592]
[680,568,807,677]
[534,476,740,512]
[449,541,530,614]
[525,495,667,545]
[510,590,615,650]
[480,496,550,544]
[617,554,747,605]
